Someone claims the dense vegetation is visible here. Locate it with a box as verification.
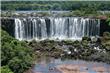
[1,29,35,73]
[28,32,110,64]
[1,1,110,18]
[1,1,110,11]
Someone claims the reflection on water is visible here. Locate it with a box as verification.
[32,57,110,73]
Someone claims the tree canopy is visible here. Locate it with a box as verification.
[1,29,34,73]
[1,1,110,11]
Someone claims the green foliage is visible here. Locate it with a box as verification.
[73,40,80,47]
[1,1,110,17]
[1,29,34,73]
[8,56,32,73]
[106,18,110,26]
[103,32,110,37]
[82,36,91,41]
[1,66,14,73]
[1,1,110,11]
[61,40,74,45]
[81,40,89,47]
[101,32,110,50]
[72,10,85,16]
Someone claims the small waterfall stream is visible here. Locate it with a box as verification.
[15,17,100,41]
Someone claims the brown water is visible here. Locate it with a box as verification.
[32,58,110,73]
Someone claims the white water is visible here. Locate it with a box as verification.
[15,17,100,41]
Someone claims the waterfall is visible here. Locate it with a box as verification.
[15,17,100,41]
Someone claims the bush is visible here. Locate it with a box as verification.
[8,56,33,73]
[1,29,34,73]
[1,66,13,73]
[107,18,110,26]
[81,40,89,47]
[82,36,91,41]
[73,40,80,47]
[101,32,110,43]
[72,10,85,16]
[62,40,74,45]
[103,32,110,37]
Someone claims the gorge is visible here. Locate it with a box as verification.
[1,1,110,73]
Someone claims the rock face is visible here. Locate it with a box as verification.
[1,18,15,37]
[100,19,110,36]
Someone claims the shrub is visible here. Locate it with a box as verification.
[1,29,34,73]
[103,32,110,37]
[82,36,91,41]
[73,40,80,47]
[1,66,13,73]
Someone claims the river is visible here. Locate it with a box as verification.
[32,57,110,73]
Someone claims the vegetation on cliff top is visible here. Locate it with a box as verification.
[1,1,110,18]
[1,1,110,11]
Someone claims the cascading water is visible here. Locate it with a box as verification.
[15,17,100,41]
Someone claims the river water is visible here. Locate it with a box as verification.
[32,58,110,73]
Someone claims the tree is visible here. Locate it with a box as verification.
[1,29,34,73]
